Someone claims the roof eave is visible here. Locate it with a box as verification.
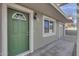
[51,3,71,23]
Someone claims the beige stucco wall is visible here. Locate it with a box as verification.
[33,12,61,50]
[76,3,79,56]
[0,4,2,55]
[77,6,79,55]
[77,21,79,56]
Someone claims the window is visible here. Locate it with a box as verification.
[50,21,54,32]
[12,12,26,21]
[44,20,49,33]
[43,16,56,37]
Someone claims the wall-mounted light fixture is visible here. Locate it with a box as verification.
[33,13,37,20]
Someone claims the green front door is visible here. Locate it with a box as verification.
[8,8,29,56]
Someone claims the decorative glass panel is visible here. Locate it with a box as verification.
[44,20,49,33]
[12,12,26,21]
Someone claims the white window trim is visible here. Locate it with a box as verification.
[2,3,34,56]
[43,15,56,37]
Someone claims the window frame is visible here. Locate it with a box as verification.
[43,15,56,37]
[44,20,49,33]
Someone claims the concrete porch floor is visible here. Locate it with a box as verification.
[27,36,76,56]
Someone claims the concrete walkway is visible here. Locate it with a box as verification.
[27,36,76,56]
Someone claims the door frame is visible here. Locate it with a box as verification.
[2,3,34,56]
[58,22,63,39]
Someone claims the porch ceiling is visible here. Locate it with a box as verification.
[56,3,69,7]
[18,3,72,23]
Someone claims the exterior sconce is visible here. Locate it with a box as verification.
[34,13,37,20]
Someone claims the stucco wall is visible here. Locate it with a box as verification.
[0,4,2,55]
[33,12,59,50]
[77,5,79,55]
[77,20,79,56]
